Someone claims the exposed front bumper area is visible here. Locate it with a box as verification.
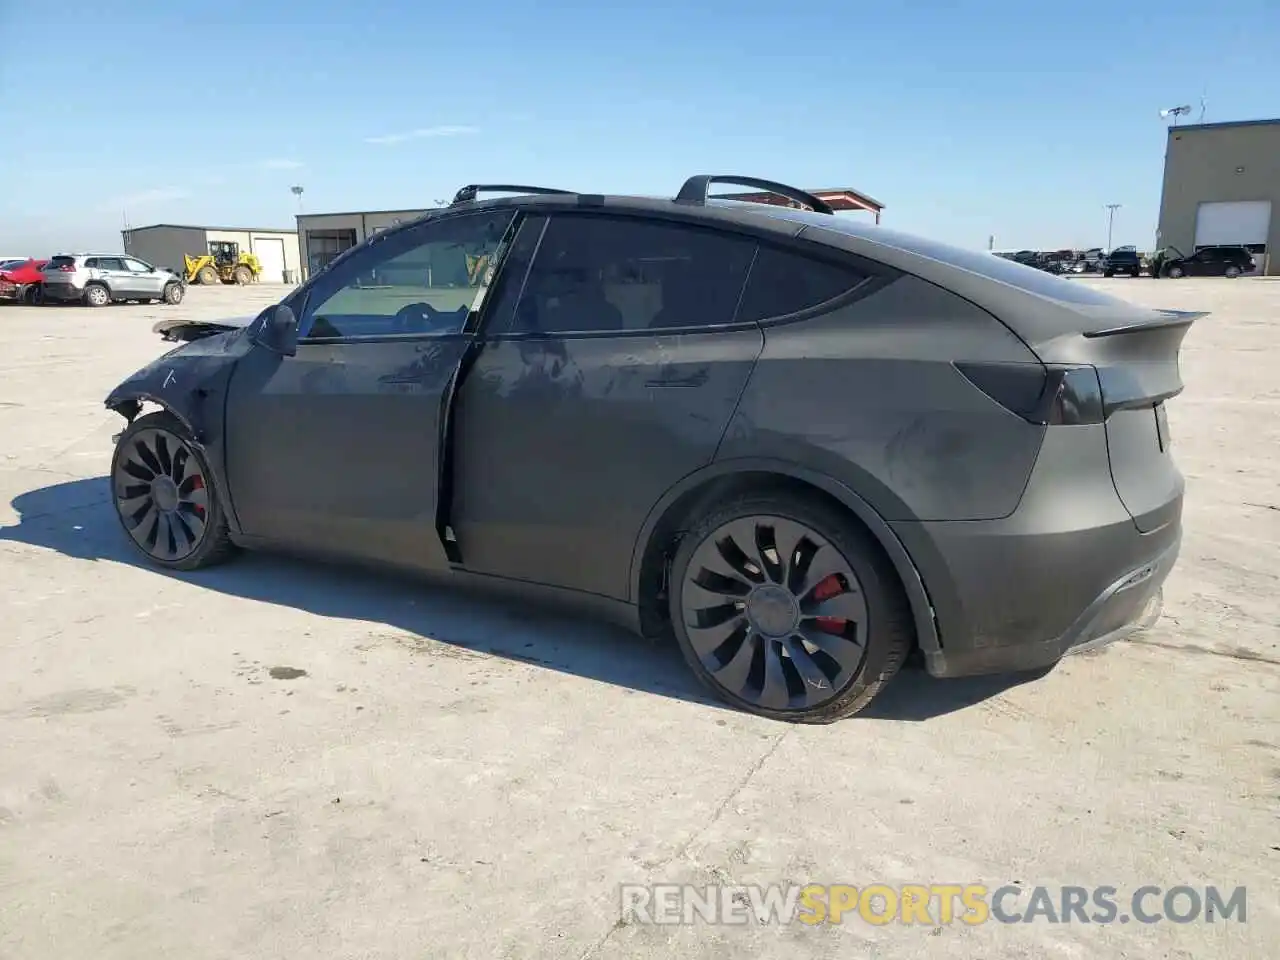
[922,533,1178,678]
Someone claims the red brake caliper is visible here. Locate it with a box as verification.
[809,574,846,635]
[189,475,206,519]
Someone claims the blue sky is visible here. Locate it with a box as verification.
[1,0,1276,255]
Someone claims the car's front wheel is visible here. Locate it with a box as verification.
[110,411,238,570]
[668,492,913,722]
[1225,265,1242,278]
[163,282,184,305]
[1167,265,1185,278]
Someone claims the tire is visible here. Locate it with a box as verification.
[1167,265,1184,279]
[1103,269,1114,277]
[197,265,218,285]
[1225,265,1241,279]
[26,284,43,305]
[110,411,238,571]
[232,265,252,285]
[83,283,110,307]
[163,282,184,305]
[668,492,913,723]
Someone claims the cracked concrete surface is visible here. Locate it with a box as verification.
[0,281,1277,958]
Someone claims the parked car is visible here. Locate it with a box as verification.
[103,176,1192,722]
[40,254,185,307]
[1099,247,1141,277]
[1158,245,1254,279]
[0,258,49,303]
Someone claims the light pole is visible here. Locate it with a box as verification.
[1105,203,1122,251]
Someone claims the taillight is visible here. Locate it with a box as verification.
[955,361,1104,425]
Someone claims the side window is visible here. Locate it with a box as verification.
[123,258,151,273]
[300,210,515,340]
[96,257,126,271]
[84,258,99,269]
[299,211,514,343]
[509,215,754,335]
[738,246,871,322]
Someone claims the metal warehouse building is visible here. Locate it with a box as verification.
[1156,118,1279,275]
[295,188,884,279]
[296,208,435,278]
[122,224,302,283]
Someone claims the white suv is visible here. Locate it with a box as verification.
[41,254,185,307]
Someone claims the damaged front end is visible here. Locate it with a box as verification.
[105,314,259,432]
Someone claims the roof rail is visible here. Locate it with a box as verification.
[451,184,575,205]
[675,175,834,215]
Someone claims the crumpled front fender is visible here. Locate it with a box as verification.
[104,327,252,442]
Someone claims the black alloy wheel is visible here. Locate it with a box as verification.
[670,495,912,722]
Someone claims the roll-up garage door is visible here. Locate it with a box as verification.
[1194,200,1272,248]
[254,237,287,283]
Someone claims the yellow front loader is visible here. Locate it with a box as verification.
[183,241,262,285]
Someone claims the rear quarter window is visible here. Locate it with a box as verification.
[738,246,870,322]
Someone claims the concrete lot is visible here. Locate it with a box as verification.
[1,280,1276,959]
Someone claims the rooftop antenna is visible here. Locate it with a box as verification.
[1159,105,1192,126]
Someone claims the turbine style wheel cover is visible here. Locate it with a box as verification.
[681,515,869,712]
[113,427,211,562]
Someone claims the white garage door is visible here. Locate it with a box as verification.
[1194,200,1272,248]
[254,237,287,283]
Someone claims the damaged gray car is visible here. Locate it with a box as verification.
[105,176,1193,722]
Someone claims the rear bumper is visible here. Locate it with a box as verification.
[41,282,83,301]
[889,422,1183,679]
[919,533,1177,677]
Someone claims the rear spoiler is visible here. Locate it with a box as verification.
[1083,309,1207,339]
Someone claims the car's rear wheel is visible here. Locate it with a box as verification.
[669,493,912,722]
[110,411,237,570]
[163,282,184,305]
[1225,265,1242,278]
[83,283,110,307]
[1167,265,1185,278]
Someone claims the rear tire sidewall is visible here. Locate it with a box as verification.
[110,411,229,571]
[668,494,909,723]
[84,284,109,307]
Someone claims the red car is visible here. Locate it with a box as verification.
[0,258,49,303]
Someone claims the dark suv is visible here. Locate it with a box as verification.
[1099,247,1141,277]
[1158,245,1253,278]
[104,176,1192,722]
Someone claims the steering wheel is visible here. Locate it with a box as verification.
[392,301,445,333]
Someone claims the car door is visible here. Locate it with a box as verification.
[223,209,516,571]
[89,256,128,295]
[122,257,165,297]
[450,211,763,601]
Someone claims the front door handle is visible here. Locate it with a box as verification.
[646,369,709,389]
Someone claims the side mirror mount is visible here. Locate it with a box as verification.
[256,303,298,357]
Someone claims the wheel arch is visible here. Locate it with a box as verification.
[630,458,940,656]
[105,390,199,438]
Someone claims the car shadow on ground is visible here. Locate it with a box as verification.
[1,476,1050,722]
